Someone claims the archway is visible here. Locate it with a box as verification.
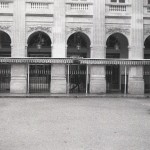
[27,31,52,93]
[67,32,91,93]
[0,31,11,92]
[27,31,51,57]
[106,33,129,93]
[67,32,91,58]
[144,36,150,93]
[0,31,11,57]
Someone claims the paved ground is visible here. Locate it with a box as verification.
[0,98,150,150]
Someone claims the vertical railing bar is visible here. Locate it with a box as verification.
[86,64,88,94]
[67,64,70,94]
[27,64,30,94]
[86,64,89,94]
[124,65,127,95]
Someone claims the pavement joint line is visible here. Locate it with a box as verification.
[0,94,150,99]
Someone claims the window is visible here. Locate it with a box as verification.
[119,0,125,3]
[111,0,117,2]
[148,0,150,4]
[111,0,125,3]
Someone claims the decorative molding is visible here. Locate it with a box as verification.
[0,25,11,32]
[0,57,150,66]
[67,26,91,34]
[144,27,150,40]
[106,25,130,36]
[27,25,52,33]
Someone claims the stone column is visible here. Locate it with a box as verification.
[128,0,144,95]
[90,0,106,94]
[10,0,27,93]
[51,0,66,93]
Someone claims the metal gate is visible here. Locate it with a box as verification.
[67,64,89,94]
[144,66,150,93]
[28,64,51,93]
[106,65,120,92]
[0,64,11,93]
[106,65,128,94]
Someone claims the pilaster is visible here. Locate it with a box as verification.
[90,0,106,94]
[51,0,66,94]
[128,0,144,95]
[10,0,27,94]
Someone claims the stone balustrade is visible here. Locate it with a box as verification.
[66,0,93,16]
[144,5,150,15]
[0,1,13,14]
[105,3,131,16]
[30,2,49,9]
[109,5,127,12]
[26,1,54,16]
[0,2,9,8]
[70,3,89,10]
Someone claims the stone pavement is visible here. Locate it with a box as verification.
[0,97,150,150]
[0,93,150,98]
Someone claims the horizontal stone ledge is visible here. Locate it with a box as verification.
[0,57,150,65]
[79,58,150,66]
[0,57,73,64]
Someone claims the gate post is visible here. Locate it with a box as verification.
[10,0,27,94]
[51,64,67,94]
[51,0,66,94]
[10,64,27,94]
[91,0,106,94]
[90,65,106,94]
[128,0,144,95]
[128,66,144,95]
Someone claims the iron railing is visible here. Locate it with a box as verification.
[28,64,51,93]
[0,58,149,94]
[0,64,11,93]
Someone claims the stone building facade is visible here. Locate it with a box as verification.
[0,0,150,95]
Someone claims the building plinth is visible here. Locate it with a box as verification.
[90,0,106,94]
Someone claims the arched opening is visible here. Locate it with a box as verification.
[144,36,150,93]
[0,31,11,92]
[144,36,150,58]
[0,31,11,57]
[27,31,51,93]
[27,31,51,57]
[67,32,91,58]
[106,33,129,93]
[67,32,91,93]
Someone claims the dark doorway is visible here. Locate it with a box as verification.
[106,33,128,93]
[68,64,87,93]
[67,32,90,93]
[106,53,120,92]
[144,36,150,93]
[0,31,11,93]
[27,31,51,93]
[29,65,51,93]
